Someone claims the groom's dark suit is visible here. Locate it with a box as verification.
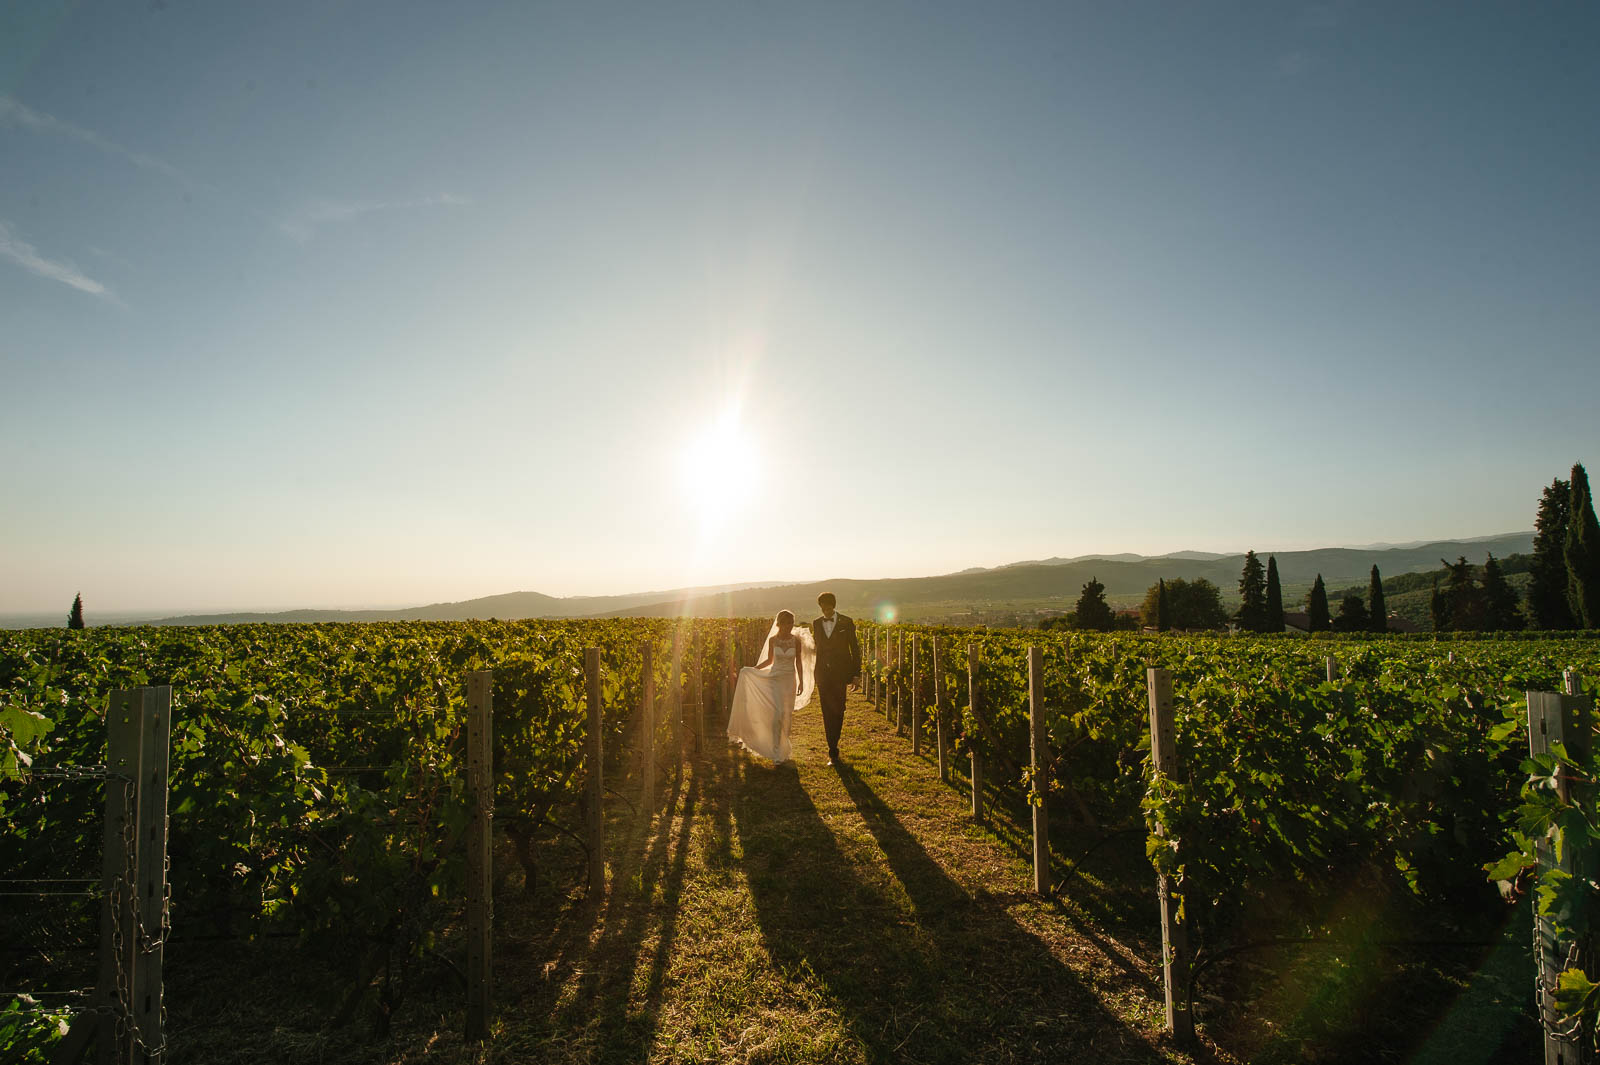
[812,612,860,759]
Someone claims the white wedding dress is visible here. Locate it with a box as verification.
[727,624,816,763]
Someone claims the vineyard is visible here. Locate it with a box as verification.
[3,619,1600,1062]
[858,624,1600,1055]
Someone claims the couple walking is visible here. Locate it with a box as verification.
[726,592,861,767]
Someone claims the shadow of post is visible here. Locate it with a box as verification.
[732,754,1176,1063]
[523,755,717,1061]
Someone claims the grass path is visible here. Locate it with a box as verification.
[493,693,1196,1064]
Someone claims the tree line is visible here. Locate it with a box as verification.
[1046,461,1600,634]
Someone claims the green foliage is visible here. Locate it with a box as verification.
[866,621,1599,953]
[1368,565,1387,633]
[1307,575,1330,633]
[1071,577,1115,632]
[1485,727,1600,1047]
[0,997,72,1063]
[0,617,754,1030]
[1568,464,1600,629]
[0,701,53,781]
[1482,554,1526,631]
[1531,478,1576,629]
[1265,556,1284,634]
[1237,550,1268,633]
[1436,556,1486,632]
[1142,578,1226,631]
[1331,594,1368,632]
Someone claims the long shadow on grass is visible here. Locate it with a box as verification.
[733,752,1175,1064]
[867,711,1162,995]
[515,760,710,1063]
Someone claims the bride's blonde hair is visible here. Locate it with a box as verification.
[774,610,794,631]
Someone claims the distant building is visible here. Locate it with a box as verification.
[1282,611,1311,633]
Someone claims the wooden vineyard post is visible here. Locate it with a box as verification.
[1147,668,1193,1044]
[93,690,143,1065]
[873,630,881,702]
[968,644,984,824]
[933,636,949,781]
[584,649,605,895]
[883,633,892,721]
[1326,656,1338,683]
[640,641,656,811]
[876,632,886,717]
[669,629,684,768]
[866,630,875,701]
[875,631,883,715]
[726,633,737,726]
[1528,686,1594,1064]
[81,688,172,1065]
[465,671,494,1042]
[132,686,171,1065]
[692,631,704,758]
[1028,647,1051,896]
[1566,670,1582,698]
[896,633,907,734]
[911,635,923,755]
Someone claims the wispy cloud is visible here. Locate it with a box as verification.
[278,194,469,242]
[0,95,195,190]
[0,221,121,304]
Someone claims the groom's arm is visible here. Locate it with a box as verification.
[847,620,861,678]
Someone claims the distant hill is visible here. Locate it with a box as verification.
[598,533,1537,622]
[18,532,1533,629]
[1329,552,1534,630]
[142,582,793,627]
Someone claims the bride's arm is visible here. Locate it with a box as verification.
[755,635,773,669]
[796,636,806,693]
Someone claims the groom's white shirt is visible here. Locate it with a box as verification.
[822,614,837,637]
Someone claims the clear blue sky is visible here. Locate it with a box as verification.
[3,2,1596,613]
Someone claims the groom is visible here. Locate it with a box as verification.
[812,592,860,766]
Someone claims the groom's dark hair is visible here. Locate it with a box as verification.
[817,592,836,609]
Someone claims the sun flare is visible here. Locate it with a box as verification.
[679,411,761,532]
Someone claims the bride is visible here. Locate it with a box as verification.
[726,610,816,763]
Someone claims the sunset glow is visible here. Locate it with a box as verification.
[679,410,761,536]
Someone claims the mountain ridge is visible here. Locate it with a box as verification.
[42,531,1532,628]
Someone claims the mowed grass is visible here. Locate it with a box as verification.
[166,692,1197,1063]
[497,693,1190,1064]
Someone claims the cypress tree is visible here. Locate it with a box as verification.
[1237,550,1267,632]
[1481,553,1525,631]
[1307,574,1330,633]
[1367,565,1387,633]
[1265,555,1284,633]
[67,593,85,630]
[1157,579,1171,632]
[1528,477,1575,629]
[1567,463,1600,628]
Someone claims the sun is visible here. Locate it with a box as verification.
[679,411,761,532]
